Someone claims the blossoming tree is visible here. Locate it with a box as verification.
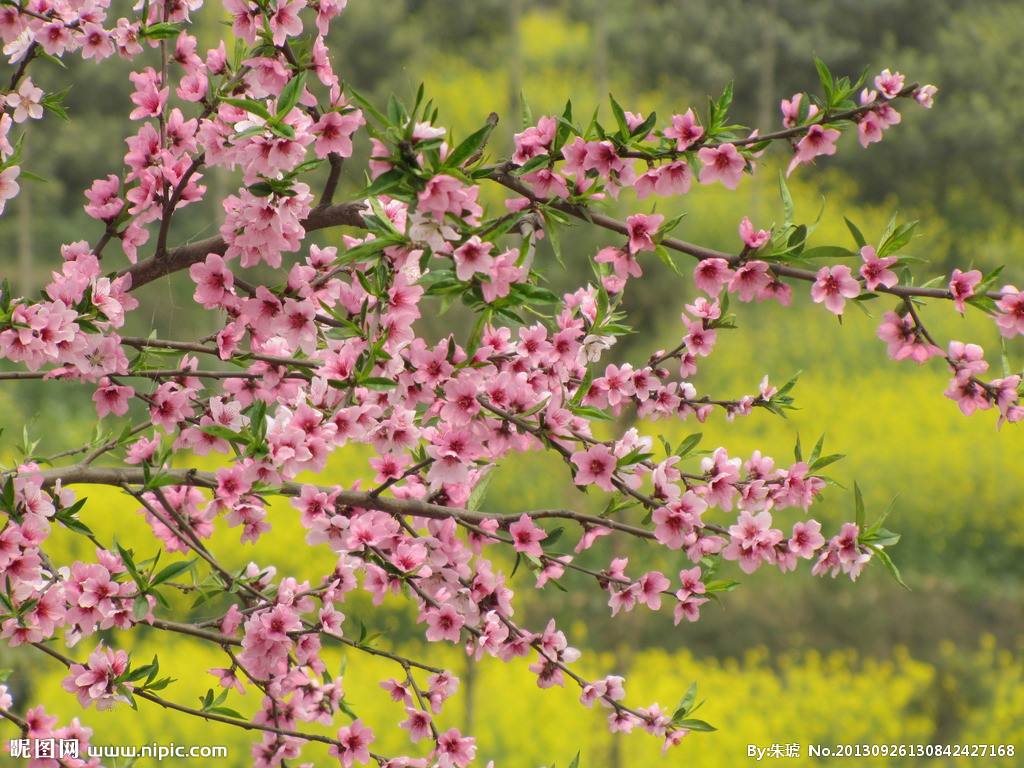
[0,0,1021,765]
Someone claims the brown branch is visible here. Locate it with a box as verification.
[121,201,366,291]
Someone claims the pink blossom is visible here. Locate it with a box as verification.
[811,265,861,315]
[452,236,494,281]
[570,444,617,492]
[424,604,465,643]
[313,109,364,159]
[625,213,663,254]
[914,84,938,108]
[786,124,841,176]
[697,144,745,189]
[789,519,825,559]
[722,510,782,574]
[663,109,703,150]
[92,378,133,418]
[996,286,1024,337]
[652,492,707,549]
[948,268,982,314]
[509,514,547,558]
[330,719,374,767]
[859,246,898,291]
[875,68,905,98]
[434,728,477,768]
[739,217,770,250]
[0,166,20,215]
[876,311,943,362]
[693,258,734,296]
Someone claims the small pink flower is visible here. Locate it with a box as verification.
[948,268,982,314]
[786,124,841,177]
[874,68,905,99]
[400,706,432,742]
[570,444,617,492]
[330,719,374,767]
[663,109,703,150]
[424,604,465,643]
[452,236,494,281]
[697,144,745,189]
[509,514,547,558]
[914,85,938,108]
[739,217,770,250]
[693,258,734,296]
[626,213,664,254]
[789,520,825,559]
[859,245,898,291]
[811,265,861,315]
[996,285,1024,338]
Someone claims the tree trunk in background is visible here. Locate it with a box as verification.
[462,650,476,737]
[508,0,522,127]
[751,0,778,220]
[591,0,608,105]
[16,160,33,297]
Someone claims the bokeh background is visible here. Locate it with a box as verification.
[2,1,1023,765]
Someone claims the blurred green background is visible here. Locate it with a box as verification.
[2,1,1023,765]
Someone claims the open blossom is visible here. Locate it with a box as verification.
[570,444,617,492]
[787,124,841,177]
[996,286,1024,337]
[859,246,898,291]
[697,144,745,189]
[424,604,465,643]
[7,77,43,122]
[509,514,547,558]
[330,719,374,767]
[626,213,663,254]
[664,109,703,150]
[948,268,982,314]
[811,265,861,315]
[313,109,365,158]
[693,258,734,296]
[452,236,494,281]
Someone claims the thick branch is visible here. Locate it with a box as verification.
[121,201,367,291]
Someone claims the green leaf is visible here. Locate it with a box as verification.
[814,57,834,101]
[467,472,492,512]
[446,121,496,169]
[208,706,245,719]
[800,245,855,260]
[222,97,273,122]
[878,219,918,258]
[675,432,702,459]
[810,453,844,471]
[567,751,581,768]
[675,718,717,732]
[358,376,396,391]
[608,93,629,138]
[778,171,795,224]
[853,482,865,529]
[141,21,186,40]
[869,545,909,590]
[150,559,197,588]
[676,682,698,717]
[276,72,307,118]
[844,217,867,248]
